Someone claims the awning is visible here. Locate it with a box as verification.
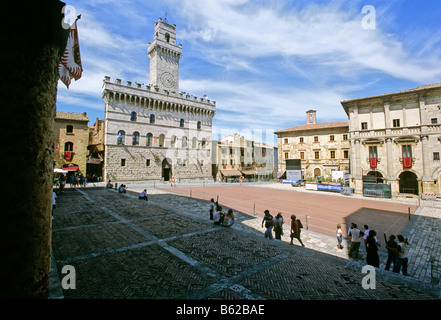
[87,157,101,164]
[62,166,79,171]
[54,168,68,173]
[220,169,242,177]
[241,169,257,175]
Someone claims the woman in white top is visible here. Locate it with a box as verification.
[336,224,343,250]
[222,209,235,227]
[213,205,223,225]
[396,235,409,276]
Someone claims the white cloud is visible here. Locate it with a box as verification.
[172,0,441,83]
[58,0,441,137]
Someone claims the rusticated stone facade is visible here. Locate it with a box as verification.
[103,18,216,182]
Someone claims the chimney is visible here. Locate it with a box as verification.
[306,110,317,124]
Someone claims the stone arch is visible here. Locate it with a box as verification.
[366,170,384,183]
[313,167,322,178]
[162,158,172,182]
[398,170,419,195]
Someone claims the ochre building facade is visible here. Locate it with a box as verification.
[54,111,90,175]
[275,110,350,179]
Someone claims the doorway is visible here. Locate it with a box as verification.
[162,158,172,181]
[367,170,384,183]
[314,168,321,178]
[399,171,418,195]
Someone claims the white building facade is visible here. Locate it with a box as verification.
[102,18,216,182]
[341,83,441,197]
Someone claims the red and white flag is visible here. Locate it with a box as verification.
[59,19,83,88]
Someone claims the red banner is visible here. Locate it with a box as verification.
[369,157,377,168]
[64,151,73,161]
[402,157,412,168]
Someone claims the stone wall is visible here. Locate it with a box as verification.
[0,0,68,298]
[342,84,441,196]
[103,77,215,182]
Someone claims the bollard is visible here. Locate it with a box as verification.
[408,207,411,221]
[305,216,309,230]
[253,203,256,216]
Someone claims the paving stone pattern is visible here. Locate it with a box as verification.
[50,187,439,300]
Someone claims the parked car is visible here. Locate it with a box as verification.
[291,179,306,187]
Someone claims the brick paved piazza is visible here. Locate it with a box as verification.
[50,186,438,303]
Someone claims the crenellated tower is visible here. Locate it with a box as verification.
[147,17,182,92]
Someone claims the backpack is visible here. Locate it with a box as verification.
[297,219,303,229]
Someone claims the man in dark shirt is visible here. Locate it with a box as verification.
[385,234,398,272]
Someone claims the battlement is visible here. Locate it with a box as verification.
[103,76,216,107]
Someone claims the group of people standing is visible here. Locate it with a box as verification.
[261,210,305,246]
[343,223,409,275]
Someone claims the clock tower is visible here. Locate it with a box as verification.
[147,18,182,92]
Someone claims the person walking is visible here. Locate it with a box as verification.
[395,235,409,276]
[385,234,398,272]
[52,191,57,220]
[336,224,343,250]
[289,214,304,246]
[274,212,285,240]
[366,230,381,267]
[261,210,274,239]
[363,225,370,249]
[347,223,362,259]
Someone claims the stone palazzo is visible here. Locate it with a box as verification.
[102,18,216,182]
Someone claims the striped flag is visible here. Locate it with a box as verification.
[59,18,82,88]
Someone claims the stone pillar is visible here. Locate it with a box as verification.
[352,139,363,194]
[0,1,68,298]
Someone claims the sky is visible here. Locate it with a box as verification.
[57,0,441,146]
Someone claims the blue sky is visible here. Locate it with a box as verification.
[57,0,441,146]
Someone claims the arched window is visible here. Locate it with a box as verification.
[150,114,155,124]
[192,137,197,148]
[132,131,139,145]
[165,33,170,43]
[159,134,165,147]
[117,130,125,145]
[64,142,73,151]
[66,125,73,133]
[130,111,137,121]
[180,119,185,128]
[64,142,74,161]
[182,136,188,148]
[201,138,207,148]
[146,133,153,146]
[197,121,202,130]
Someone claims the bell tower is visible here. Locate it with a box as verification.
[147,17,182,92]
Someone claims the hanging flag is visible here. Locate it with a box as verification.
[59,16,83,88]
